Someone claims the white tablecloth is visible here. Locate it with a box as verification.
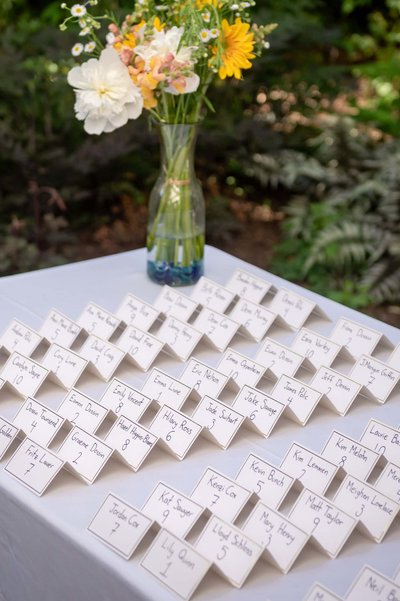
[0,246,399,601]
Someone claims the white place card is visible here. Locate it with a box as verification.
[232,385,285,438]
[268,288,325,330]
[5,437,64,496]
[156,316,202,362]
[217,348,265,390]
[225,268,273,304]
[58,389,108,434]
[141,528,211,601]
[255,337,304,380]
[229,298,279,343]
[0,318,42,357]
[303,583,343,601]
[57,426,113,484]
[99,378,152,422]
[195,515,263,588]
[321,431,379,480]
[280,443,338,495]
[149,405,202,460]
[141,368,191,411]
[193,307,239,352]
[191,467,251,522]
[333,474,399,542]
[116,293,160,331]
[88,493,153,559]
[0,377,4,391]
[242,501,309,573]
[360,419,400,465]
[142,482,204,537]
[311,366,362,416]
[39,309,82,348]
[272,375,322,425]
[288,488,356,558]
[330,317,387,359]
[115,325,163,371]
[291,328,345,370]
[374,462,400,504]
[191,396,244,449]
[180,358,228,401]
[41,343,88,389]
[78,335,125,381]
[350,355,400,403]
[346,566,400,601]
[236,454,294,509]
[13,397,64,446]
[153,285,199,321]
[77,301,121,340]
[104,416,157,471]
[0,417,19,460]
[191,276,236,313]
[388,344,400,368]
[1,352,49,398]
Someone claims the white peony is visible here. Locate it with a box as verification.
[67,47,143,135]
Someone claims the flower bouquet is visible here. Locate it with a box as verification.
[61,1,276,285]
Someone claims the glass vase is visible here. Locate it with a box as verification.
[146,122,205,286]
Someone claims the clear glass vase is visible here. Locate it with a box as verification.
[146,122,205,286]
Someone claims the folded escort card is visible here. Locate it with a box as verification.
[39,309,82,348]
[77,302,121,340]
[225,268,274,304]
[0,318,42,357]
[236,453,294,509]
[1,352,49,398]
[115,293,160,331]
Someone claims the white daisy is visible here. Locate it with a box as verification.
[71,4,87,17]
[84,41,96,53]
[79,27,91,36]
[71,42,84,56]
[202,10,211,23]
[209,28,219,38]
[199,29,211,43]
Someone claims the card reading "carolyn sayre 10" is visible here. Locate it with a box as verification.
[192,307,240,353]
[77,301,121,341]
[217,348,265,390]
[88,493,153,560]
[228,298,280,342]
[280,443,338,495]
[191,276,236,314]
[191,395,245,449]
[302,583,344,601]
[115,293,160,331]
[345,566,400,601]
[225,268,274,304]
[291,327,350,370]
[272,375,322,426]
[360,418,400,465]
[232,384,285,438]
[12,397,65,447]
[180,358,228,401]
[255,337,304,380]
[39,309,82,348]
[0,318,42,357]
[268,288,328,331]
[311,366,362,416]
[156,316,203,362]
[115,325,164,371]
[41,343,88,390]
[104,416,158,472]
[321,431,380,481]
[141,368,191,411]
[99,377,152,423]
[78,334,125,382]
[350,355,400,403]
[149,405,202,460]
[58,389,108,435]
[0,416,19,460]
[153,285,199,322]
[1,352,49,398]
[57,426,113,485]
[236,453,294,510]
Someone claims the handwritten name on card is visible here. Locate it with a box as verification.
[346,566,400,601]
[232,385,285,438]
[225,268,273,304]
[142,482,204,538]
[236,454,294,509]
[193,308,239,353]
[104,416,157,471]
[321,431,379,480]
[311,366,361,416]
[154,286,198,321]
[116,326,163,371]
[141,368,191,411]
[192,396,244,449]
[88,493,153,560]
[291,328,343,370]
[330,318,383,359]
[242,501,309,573]
[255,338,304,380]
[79,335,125,382]
[333,474,399,542]
[156,317,202,362]
[13,397,64,446]
[116,293,160,331]
[5,437,64,496]
[288,489,356,558]
[58,389,108,434]
[350,355,400,403]
[149,405,202,460]
[141,529,211,601]
[191,276,236,313]
[57,426,113,484]
[374,462,400,504]
[360,419,400,465]
[0,318,42,357]
[303,584,343,601]
[191,467,251,522]
[280,443,338,495]
[39,309,81,348]
[272,376,322,426]
[0,417,19,460]
[268,288,316,330]
[1,352,49,398]
[41,343,87,389]
[218,348,265,390]
[195,515,263,588]
[180,358,228,401]
[77,302,120,340]
[229,299,277,342]
[100,378,151,422]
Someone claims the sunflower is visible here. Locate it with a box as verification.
[218,18,255,80]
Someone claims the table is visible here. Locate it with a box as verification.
[0,245,399,601]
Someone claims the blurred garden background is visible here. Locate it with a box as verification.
[1,0,400,325]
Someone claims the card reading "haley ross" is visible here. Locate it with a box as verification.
[232,385,285,438]
[156,316,203,362]
[88,493,153,560]
[225,268,274,304]
[77,302,121,340]
[115,293,160,331]
[141,368,191,411]
[78,335,125,382]
[104,416,158,472]
[302,583,344,601]
[191,276,236,314]
[192,307,240,353]
[0,417,19,460]
[58,389,108,434]
[268,288,328,331]
[255,337,304,380]
[280,443,338,495]
[39,309,82,348]
[41,343,88,390]
[1,352,49,398]
[57,426,113,484]
[141,482,204,538]
[191,396,245,449]
[0,318,42,357]
[271,376,322,426]
[311,366,362,416]
[359,418,400,465]
[180,358,228,401]
[242,501,309,574]
[291,327,348,370]
[345,566,400,601]
[13,397,64,446]
[149,405,202,460]
[115,325,164,371]
[350,355,400,403]
[153,285,199,322]
[329,317,389,359]
[236,454,294,510]
[373,461,400,504]
[99,378,152,423]
[321,431,380,480]
[228,298,280,342]
[217,348,266,390]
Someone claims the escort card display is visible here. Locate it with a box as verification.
[58,389,108,434]
[231,385,285,438]
[12,397,65,446]
[310,366,362,416]
[359,418,400,465]
[78,335,125,381]
[255,337,304,380]
[153,285,198,321]
[329,317,388,359]
[57,426,113,484]
[149,405,202,460]
[1,352,49,398]
[321,431,380,480]
[228,298,279,342]
[271,376,323,426]
[280,443,338,495]
[41,343,88,389]
[302,583,343,601]
[192,307,240,352]
[115,325,164,371]
[104,416,158,471]
[115,293,160,331]
[99,378,152,422]
[0,319,42,357]
[235,454,294,509]
[350,355,400,403]
[0,416,19,460]
[225,268,274,304]
[39,309,82,348]
[179,358,228,401]
[191,276,236,313]
[373,461,400,503]
[77,302,121,340]
[291,328,348,370]
[191,395,244,449]
[268,288,327,330]
[156,317,203,362]
[388,344,400,368]
[345,566,400,601]
[141,368,191,411]
[217,348,265,390]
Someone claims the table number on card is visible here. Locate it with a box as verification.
[225,268,274,304]
[141,368,191,411]
[41,343,88,390]
[0,318,42,357]
[13,397,64,446]
[142,482,204,538]
[268,288,326,330]
[39,309,82,348]
[58,389,108,434]
[330,318,388,359]
[104,417,157,471]
[115,293,160,331]
[77,302,121,340]
[149,405,202,460]
[100,378,152,422]
[360,419,400,465]
[78,335,125,382]
[115,325,163,371]
[88,493,153,560]
[272,376,322,426]
[291,328,347,370]
[156,316,202,362]
[191,396,245,449]
[346,566,400,601]
[232,385,285,438]
[1,352,49,398]
[374,462,400,504]
[193,307,240,353]
[191,467,251,522]
[321,431,379,480]
[153,285,199,321]
[194,515,263,588]
[141,529,211,601]
[350,355,400,403]
[228,299,279,342]
[311,366,362,416]
[0,417,19,460]
[191,276,236,313]
[236,454,294,509]
[242,501,309,574]
[57,426,113,484]
[180,358,228,401]
[5,437,64,496]
[303,584,344,601]
[217,348,266,390]
[280,443,338,495]
[255,338,304,380]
